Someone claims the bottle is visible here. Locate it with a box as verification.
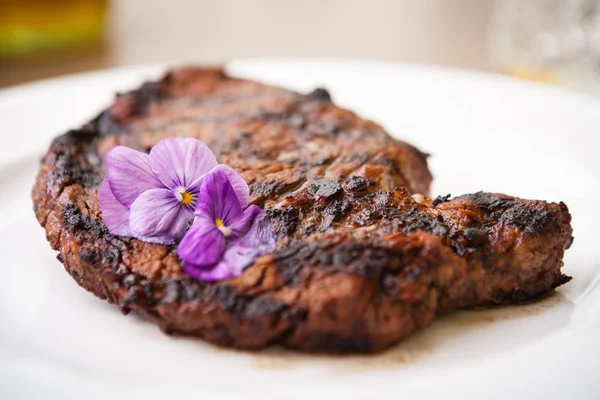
[0,0,108,58]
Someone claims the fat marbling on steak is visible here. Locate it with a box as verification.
[32,68,573,353]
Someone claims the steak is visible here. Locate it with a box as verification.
[32,67,573,353]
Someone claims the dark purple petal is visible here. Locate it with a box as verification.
[183,242,258,281]
[105,146,163,207]
[183,258,234,281]
[188,164,250,208]
[98,179,132,237]
[129,188,192,244]
[149,138,217,191]
[177,215,226,267]
[194,169,243,225]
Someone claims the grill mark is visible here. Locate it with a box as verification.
[183,91,299,106]
[142,110,297,133]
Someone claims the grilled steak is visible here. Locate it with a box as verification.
[32,67,573,353]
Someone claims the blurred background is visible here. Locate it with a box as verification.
[1,0,599,93]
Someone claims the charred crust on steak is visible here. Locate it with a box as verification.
[32,67,573,353]
[306,88,332,102]
[307,179,343,198]
[432,193,451,206]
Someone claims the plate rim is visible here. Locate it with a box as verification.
[1,57,599,400]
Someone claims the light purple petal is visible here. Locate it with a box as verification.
[228,205,261,239]
[98,179,132,237]
[149,138,217,191]
[194,169,243,225]
[177,215,226,267]
[183,242,258,281]
[188,164,250,208]
[105,146,163,207]
[129,188,192,244]
[237,210,277,255]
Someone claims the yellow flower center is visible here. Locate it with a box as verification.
[179,191,194,205]
[215,219,232,236]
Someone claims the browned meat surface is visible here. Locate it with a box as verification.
[32,67,573,353]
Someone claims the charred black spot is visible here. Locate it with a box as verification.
[306,87,332,102]
[73,109,124,137]
[287,115,306,129]
[376,157,401,175]
[344,175,369,192]
[337,245,388,276]
[307,179,342,199]
[62,204,125,263]
[237,131,251,140]
[63,203,99,232]
[273,241,314,285]
[267,207,300,239]
[379,202,449,237]
[354,209,378,226]
[251,177,304,200]
[432,194,451,206]
[251,181,280,197]
[319,198,352,231]
[160,280,181,304]
[300,157,334,167]
[79,248,119,269]
[122,274,137,289]
[180,281,202,301]
[123,286,138,306]
[67,109,120,138]
[215,285,248,314]
[140,279,154,305]
[245,297,286,317]
[318,122,341,135]
[303,332,373,353]
[269,241,387,277]
[460,192,511,209]
[348,153,370,164]
[404,265,421,282]
[501,205,559,234]
[79,250,99,265]
[463,227,487,245]
[49,136,103,189]
[128,81,165,118]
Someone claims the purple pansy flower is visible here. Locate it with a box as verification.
[99,137,248,244]
[177,169,276,281]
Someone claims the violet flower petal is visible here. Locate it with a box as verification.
[228,205,262,239]
[194,169,243,225]
[238,210,277,255]
[98,179,132,237]
[149,137,217,190]
[183,258,233,281]
[183,242,259,281]
[182,209,276,281]
[105,146,163,207]
[129,188,192,244]
[188,164,250,208]
[177,215,226,267]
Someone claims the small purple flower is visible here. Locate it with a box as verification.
[99,138,248,244]
[177,169,276,281]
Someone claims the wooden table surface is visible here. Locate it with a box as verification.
[0,0,494,88]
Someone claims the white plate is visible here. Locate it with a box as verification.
[1,58,599,400]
